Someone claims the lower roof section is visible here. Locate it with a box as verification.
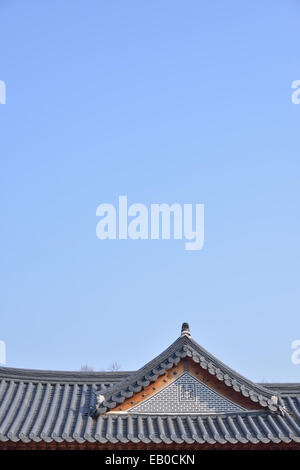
[0,375,300,444]
[1,410,300,445]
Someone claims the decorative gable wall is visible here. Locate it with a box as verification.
[96,324,278,416]
[129,373,245,414]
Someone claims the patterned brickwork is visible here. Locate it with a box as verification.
[130,373,245,413]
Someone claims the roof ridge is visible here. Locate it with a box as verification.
[0,366,132,383]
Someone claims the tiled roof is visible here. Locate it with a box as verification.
[93,330,282,415]
[0,324,299,446]
[0,366,131,384]
[0,373,299,445]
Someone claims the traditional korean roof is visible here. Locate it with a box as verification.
[93,323,281,415]
[0,323,299,447]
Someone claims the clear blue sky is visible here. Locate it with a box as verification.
[0,1,299,382]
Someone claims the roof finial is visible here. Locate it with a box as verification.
[181,322,191,337]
